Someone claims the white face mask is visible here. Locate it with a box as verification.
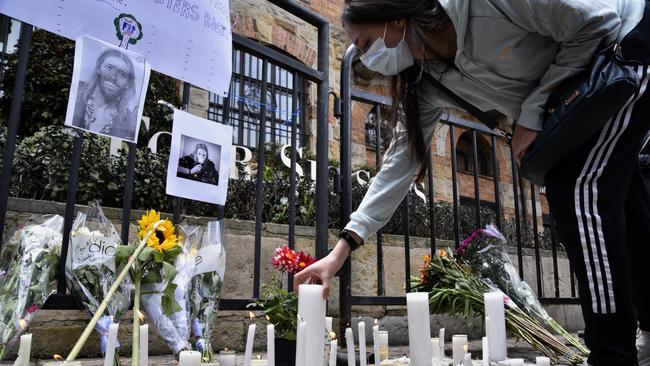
[360,23,414,76]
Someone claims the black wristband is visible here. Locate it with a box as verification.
[338,230,362,251]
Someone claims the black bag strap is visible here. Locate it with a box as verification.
[423,73,513,143]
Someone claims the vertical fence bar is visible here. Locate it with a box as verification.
[173,82,192,225]
[491,135,502,230]
[287,73,299,292]
[510,148,524,279]
[315,21,330,260]
[58,135,84,294]
[427,150,437,257]
[550,217,561,298]
[449,124,461,246]
[530,182,543,296]
[471,130,481,228]
[0,23,32,243]
[373,104,385,296]
[402,199,411,292]
[120,142,137,244]
[253,58,269,299]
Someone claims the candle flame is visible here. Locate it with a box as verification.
[138,310,146,323]
[18,319,27,330]
[266,315,271,322]
[225,348,229,352]
[256,355,262,360]
[463,344,469,353]
[53,354,64,361]
[249,311,255,320]
[374,319,378,325]
[330,332,337,340]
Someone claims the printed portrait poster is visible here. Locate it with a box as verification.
[65,36,151,142]
[167,110,233,205]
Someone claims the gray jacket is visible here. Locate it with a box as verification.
[345,0,645,243]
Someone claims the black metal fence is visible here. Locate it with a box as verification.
[0,0,330,311]
[337,45,580,333]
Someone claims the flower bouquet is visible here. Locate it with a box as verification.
[188,220,226,363]
[455,225,589,356]
[0,215,64,360]
[66,210,183,366]
[413,249,584,364]
[65,204,133,366]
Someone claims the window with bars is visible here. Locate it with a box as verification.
[207,48,308,149]
[456,131,494,177]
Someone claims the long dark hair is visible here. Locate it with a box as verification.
[342,0,449,180]
[84,49,137,117]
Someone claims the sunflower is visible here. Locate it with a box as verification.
[137,210,161,239]
[145,219,179,252]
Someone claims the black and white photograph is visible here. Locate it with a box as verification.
[176,135,221,186]
[65,35,151,142]
[166,110,233,205]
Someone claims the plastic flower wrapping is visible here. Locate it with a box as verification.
[0,215,63,359]
[64,204,133,365]
[188,220,226,363]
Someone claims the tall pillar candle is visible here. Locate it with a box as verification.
[439,328,446,358]
[358,321,367,366]
[139,324,148,366]
[431,337,440,361]
[326,317,333,333]
[243,320,257,366]
[378,331,389,362]
[536,357,551,366]
[219,349,236,366]
[483,292,507,361]
[452,335,468,366]
[482,337,489,365]
[295,320,307,366]
[15,333,32,366]
[329,338,338,366]
[297,285,327,365]
[406,293,432,366]
[267,324,275,366]
[373,320,380,365]
[345,327,356,366]
[179,351,201,366]
[103,324,118,366]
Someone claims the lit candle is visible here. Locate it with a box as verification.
[439,328,446,359]
[536,356,551,366]
[15,333,32,366]
[326,317,333,333]
[295,320,307,366]
[484,292,507,361]
[378,331,389,362]
[139,324,148,366]
[267,322,275,366]
[345,327,356,366]
[103,324,118,366]
[452,335,468,366]
[250,357,268,366]
[373,319,380,365]
[297,285,327,365]
[179,351,201,366]
[406,293,432,366]
[244,312,257,366]
[330,337,338,366]
[431,337,440,363]
[482,337,489,366]
[219,349,236,366]
[509,359,524,366]
[358,320,367,366]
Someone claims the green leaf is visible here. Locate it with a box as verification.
[162,261,178,283]
[138,246,154,262]
[161,283,182,315]
[152,250,164,263]
[163,245,182,262]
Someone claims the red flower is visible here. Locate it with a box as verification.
[295,251,316,273]
[272,245,299,273]
[26,304,39,314]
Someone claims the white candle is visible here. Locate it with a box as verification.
[295,320,307,366]
[326,317,333,333]
[463,353,474,366]
[484,292,507,361]
[509,359,524,366]
[251,359,268,366]
[297,285,327,365]
[244,322,257,366]
[345,327,356,366]
[267,324,275,366]
[372,320,380,365]
[219,349,236,366]
[179,351,201,366]
[536,356,551,366]
[140,324,148,366]
[358,321,367,366]
[378,331,388,362]
[482,337,489,366]
[15,333,32,366]
[431,337,440,361]
[439,328,446,358]
[103,324,119,366]
[406,293,432,366]
[330,339,338,366]
[452,335,468,366]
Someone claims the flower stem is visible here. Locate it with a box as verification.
[66,221,164,362]
[132,269,141,366]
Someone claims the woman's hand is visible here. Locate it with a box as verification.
[190,165,203,174]
[293,239,352,299]
[511,125,539,166]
